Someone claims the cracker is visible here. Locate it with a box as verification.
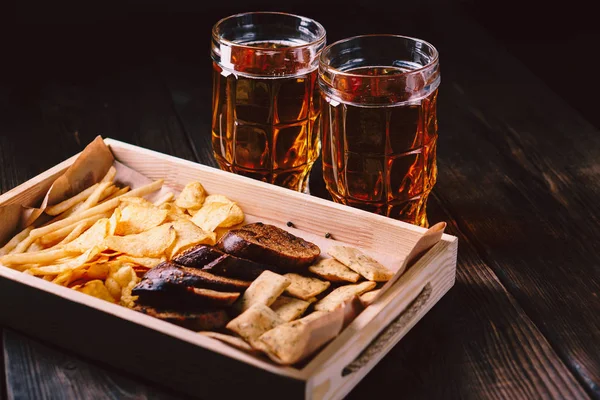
[309,258,361,283]
[284,273,330,300]
[327,246,393,282]
[270,295,311,322]
[314,281,377,312]
[226,303,284,347]
[237,270,290,312]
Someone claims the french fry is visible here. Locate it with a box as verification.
[55,221,89,246]
[25,240,44,253]
[0,227,33,256]
[9,235,36,255]
[45,184,100,216]
[77,181,113,214]
[102,186,130,202]
[40,213,110,247]
[28,180,164,241]
[0,247,77,266]
[100,166,117,183]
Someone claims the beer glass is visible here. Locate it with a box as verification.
[211,12,326,192]
[319,35,440,227]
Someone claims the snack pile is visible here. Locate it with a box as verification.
[0,167,395,365]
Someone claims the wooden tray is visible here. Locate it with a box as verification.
[0,138,458,400]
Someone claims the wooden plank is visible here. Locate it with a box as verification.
[347,199,589,399]
[3,330,184,400]
[411,7,600,397]
[1,327,5,400]
[0,51,202,398]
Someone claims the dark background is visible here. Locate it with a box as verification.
[4,0,600,132]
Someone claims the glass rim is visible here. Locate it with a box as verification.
[319,34,439,77]
[212,11,327,51]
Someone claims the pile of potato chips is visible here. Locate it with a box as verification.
[0,166,244,307]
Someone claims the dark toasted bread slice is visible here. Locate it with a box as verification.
[201,253,275,280]
[172,244,223,267]
[133,278,240,308]
[134,305,229,331]
[172,244,274,280]
[141,261,251,292]
[217,222,320,271]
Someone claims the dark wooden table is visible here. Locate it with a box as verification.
[2,1,599,399]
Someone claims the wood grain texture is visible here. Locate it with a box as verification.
[347,199,589,400]
[158,5,596,399]
[415,8,600,397]
[1,328,5,400]
[3,330,183,400]
[1,1,597,399]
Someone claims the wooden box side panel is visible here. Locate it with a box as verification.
[306,238,458,399]
[106,139,426,258]
[0,274,307,400]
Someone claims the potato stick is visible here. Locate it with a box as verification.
[46,185,115,225]
[9,235,36,255]
[100,166,117,183]
[29,179,164,241]
[77,181,112,214]
[101,186,130,202]
[0,227,33,256]
[40,213,108,246]
[54,220,95,247]
[153,192,174,207]
[48,184,114,224]
[45,183,99,216]
[0,247,75,266]
[100,184,118,200]
[26,240,44,253]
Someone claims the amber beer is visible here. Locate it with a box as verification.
[319,36,440,227]
[210,13,326,192]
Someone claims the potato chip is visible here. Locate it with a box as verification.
[114,255,164,269]
[237,270,291,312]
[314,281,377,312]
[118,196,155,208]
[270,295,311,322]
[103,223,176,257]
[168,219,216,259]
[191,201,244,232]
[105,265,140,307]
[85,262,111,280]
[74,280,116,303]
[52,270,73,286]
[175,182,207,210]
[159,202,190,222]
[65,218,110,253]
[114,204,168,236]
[203,194,234,205]
[226,303,284,347]
[327,245,393,282]
[309,258,361,283]
[108,207,121,236]
[284,273,331,300]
